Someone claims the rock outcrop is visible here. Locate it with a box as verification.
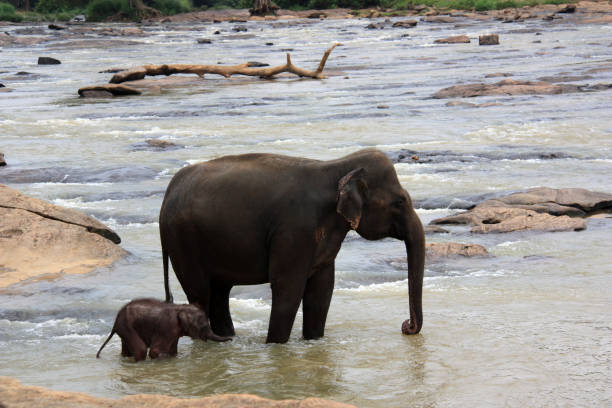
[433,79,612,98]
[0,376,354,408]
[430,187,612,233]
[479,34,499,45]
[0,184,125,287]
[0,152,5,166]
[426,242,488,259]
[434,35,470,44]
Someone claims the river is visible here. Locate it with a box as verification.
[1,13,611,407]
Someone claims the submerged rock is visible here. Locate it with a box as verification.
[392,20,417,28]
[479,34,499,45]
[431,206,586,233]
[38,57,61,65]
[430,187,612,233]
[131,139,184,151]
[387,148,576,164]
[0,184,125,288]
[0,376,355,407]
[435,35,470,44]
[422,16,457,23]
[426,242,488,259]
[424,225,450,234]
[432,79,612,98]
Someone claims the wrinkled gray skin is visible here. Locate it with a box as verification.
[96,298,230,361]
[160,148,425,343]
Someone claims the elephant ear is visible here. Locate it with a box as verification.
[336,168,368,230]
[177,309,198,337]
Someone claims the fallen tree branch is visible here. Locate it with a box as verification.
[78,83,141,97]
[109,43,341,84]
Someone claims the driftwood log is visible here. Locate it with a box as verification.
[78,44,341,97]
[109,43,340,84]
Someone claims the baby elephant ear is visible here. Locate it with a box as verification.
[336,168,368,230]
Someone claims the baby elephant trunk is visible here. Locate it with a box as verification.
[202,326,232,342]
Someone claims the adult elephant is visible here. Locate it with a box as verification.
[159,148,425,343]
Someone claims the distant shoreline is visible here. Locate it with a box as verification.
[127,1,612,24]
[3,1,611,24]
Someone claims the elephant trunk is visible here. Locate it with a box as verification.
[402,210,425,335]
[204,327,232,343]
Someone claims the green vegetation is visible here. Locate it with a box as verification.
[0,1,23,20]
[152,0,190,14]
[85,0,132,20]
[0,0,577,21]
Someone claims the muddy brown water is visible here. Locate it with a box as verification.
[1,14,611,407]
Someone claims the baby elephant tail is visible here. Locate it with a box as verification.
[96,330,115,358]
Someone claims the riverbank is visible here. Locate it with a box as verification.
[0,377,354,408]
[2,0,611,24]
[152,1,612,23]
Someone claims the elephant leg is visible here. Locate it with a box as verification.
[209,282,235,337]
[121,340,132,357]
[124,331,147,361]
[149,335,178,359]
[267,284,304,343]
[266,236,313,343]
[302,263,335,340]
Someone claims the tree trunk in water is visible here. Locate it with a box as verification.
[250,0,278,16]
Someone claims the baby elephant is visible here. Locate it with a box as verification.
[96,298,230,361]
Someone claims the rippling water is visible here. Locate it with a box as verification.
[1,15,611,407]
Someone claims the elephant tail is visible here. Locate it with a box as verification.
[96,330,115,358]
[163,246,174,304]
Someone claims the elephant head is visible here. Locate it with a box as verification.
[178,305,232,342]
[335,150,425,335]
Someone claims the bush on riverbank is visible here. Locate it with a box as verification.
[0,1,23,21]
[85,0,127,19]
[153,0,191,15]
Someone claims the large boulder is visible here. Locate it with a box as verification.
[0,376,355,408]
[0,152,5,166]
[0,184,125,287]
[430,187,612,233]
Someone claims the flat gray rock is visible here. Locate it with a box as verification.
[429,187,611,233]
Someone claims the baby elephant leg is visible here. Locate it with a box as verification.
[121,340,133,357]
[149,336,179,359]
[123,330,147,361]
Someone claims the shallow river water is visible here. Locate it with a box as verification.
[1,14,612,407]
